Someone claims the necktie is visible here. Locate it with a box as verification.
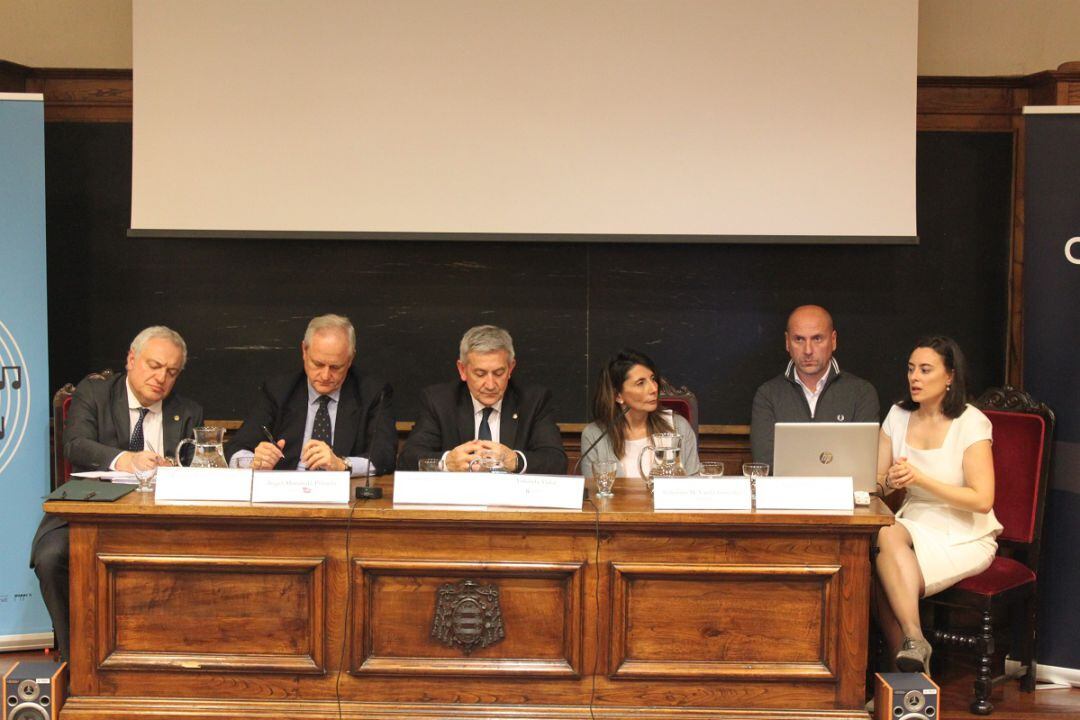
[478,407,493,441]
[129,408,150,451]
[312,395,333,445]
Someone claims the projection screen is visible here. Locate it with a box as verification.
[131,0,917,242]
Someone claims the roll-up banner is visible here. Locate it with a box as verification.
[0,93,52,649]
[1023,107,1080,680]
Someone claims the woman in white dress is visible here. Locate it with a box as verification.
[875,336,1002,673]
[579,349,700,479]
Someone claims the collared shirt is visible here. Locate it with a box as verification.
[786,357,839,418]
[109,379,164,469]
[470,395,503,444]
[440,394,528,472]
[230,382,371,477]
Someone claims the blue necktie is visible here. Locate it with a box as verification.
[312,395,333,445]
[478,407,493,441]
[129,408,150,451]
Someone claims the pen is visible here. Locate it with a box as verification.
[261,426,278,445]
[85,491,97,500]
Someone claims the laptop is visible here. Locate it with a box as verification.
[773,422,880,492]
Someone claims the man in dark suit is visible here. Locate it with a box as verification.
[30,326,203,661]
[226,314,396,476]
[400,325,566,474]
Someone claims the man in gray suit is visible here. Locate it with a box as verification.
[30,326,203,660]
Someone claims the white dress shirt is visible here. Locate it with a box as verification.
[440,394,527,472]
[109,380,164,469]
[793,368,831,418]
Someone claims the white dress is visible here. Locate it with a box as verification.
[882,404,1003,597]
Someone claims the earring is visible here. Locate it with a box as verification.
[946,383,952,392]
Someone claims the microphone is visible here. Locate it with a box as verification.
[356,385,390,500]
[571,405,629,476]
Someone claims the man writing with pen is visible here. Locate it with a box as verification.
[30,325,203,661]
[225,314,397,477]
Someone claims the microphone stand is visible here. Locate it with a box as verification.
[356,386,389,500]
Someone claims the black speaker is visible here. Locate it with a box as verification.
[3,661,67,720]
[874,672,940,720]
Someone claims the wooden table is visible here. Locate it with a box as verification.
[47,476,891,719]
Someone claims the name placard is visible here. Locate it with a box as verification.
[394,472,584,509]
[755,476,854,511]
[252,471,350,504]
[154,467,253,502]
[652,477,752,510]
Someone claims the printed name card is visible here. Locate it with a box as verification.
[251,471,350,504]
[652,477,752,510]
[754,476,854,511]
[394,472,584,509]
[154,467,253,502]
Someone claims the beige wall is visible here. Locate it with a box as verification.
[1,0,1079,75]
[919,0,1080,75]
[0,0,131,68]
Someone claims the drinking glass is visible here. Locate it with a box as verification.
[699,461,725,478]
[418,457,442,472]
[478,449,506,473]
[133,446,159,493]
[592,460,618,498]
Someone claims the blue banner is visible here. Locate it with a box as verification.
[0,94,52,648]
[1024,109,1080,674]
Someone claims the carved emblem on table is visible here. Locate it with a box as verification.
[431,579,505,655]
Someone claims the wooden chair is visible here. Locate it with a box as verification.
[51,369,113,488]
[659,378,698,434]
[922,386,1054,715]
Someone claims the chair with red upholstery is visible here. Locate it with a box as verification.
[51,369,113,489]
[922,386,1054,715]
[659,378,698,434]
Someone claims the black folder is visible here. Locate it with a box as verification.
[46,479,136,502]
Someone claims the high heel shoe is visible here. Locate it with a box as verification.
[895,636,933,673]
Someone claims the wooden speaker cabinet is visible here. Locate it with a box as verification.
[3,661,67,720]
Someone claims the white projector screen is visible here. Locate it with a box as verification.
[132,0,917,241]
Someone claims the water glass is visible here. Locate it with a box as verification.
[741,462,770,480]
[592,460,618,498]
[478,450,506,473]
[699,461,725,478]
[418,457,442,472]
[133,462,157,493]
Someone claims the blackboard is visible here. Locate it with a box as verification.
[44,126,1012,424]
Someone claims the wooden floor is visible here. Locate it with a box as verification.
[2,649,1076,718]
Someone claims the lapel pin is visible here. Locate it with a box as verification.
[512,413,518,420]
[173,415,180,421]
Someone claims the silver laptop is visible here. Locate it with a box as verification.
[773,422,879,492]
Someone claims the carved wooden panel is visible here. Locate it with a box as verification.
[609,562,840,680]
[350,560,584,677]
[95,553,326,674]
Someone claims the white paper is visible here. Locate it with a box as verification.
[653,477,752,510]
[393,472,584,510]
[754,476,854,511]
[251,471,349,504]
[72,470,137,483]
[154,467,253,502]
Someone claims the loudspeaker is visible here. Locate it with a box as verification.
[3,661,67,720]
[874,672,940,720]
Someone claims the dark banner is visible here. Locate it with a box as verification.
[1024,110,1080,676]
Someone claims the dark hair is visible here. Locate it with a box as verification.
[592,349,673,458]
[897,335,969,418]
